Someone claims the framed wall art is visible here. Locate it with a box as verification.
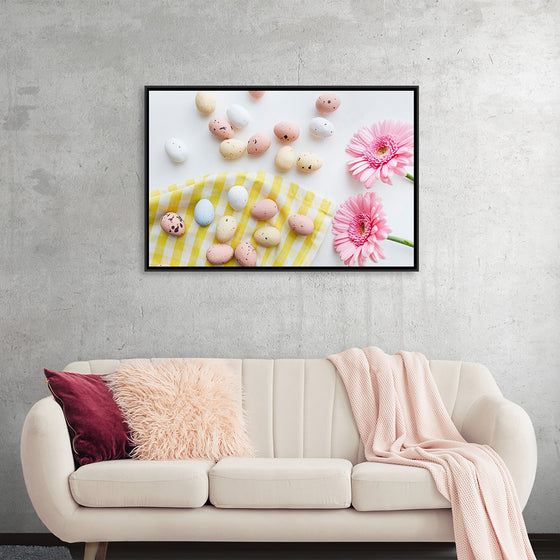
[145,86,418,270]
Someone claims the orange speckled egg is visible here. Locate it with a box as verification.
[160,212,185,237]
[315,93,341,114]
[235,242,257,267]
[208,117,234,139]
[247,133,271,155]
[250,199,279,221]
[273,122,300,143]
[288,214,314,236]
[206,244,234,265]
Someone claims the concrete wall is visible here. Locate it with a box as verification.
[1,0,558,533]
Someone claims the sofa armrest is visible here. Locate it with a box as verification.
[460,394,537,509]
[21,397,79,539]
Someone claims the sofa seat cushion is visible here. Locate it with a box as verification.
[209,458,352,509]
[69,459,214,508]
[352,462,451,511]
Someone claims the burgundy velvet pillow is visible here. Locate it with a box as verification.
[44,369,132,467]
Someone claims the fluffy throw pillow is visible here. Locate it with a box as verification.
[104,359,253,461]
[44,369,132,467]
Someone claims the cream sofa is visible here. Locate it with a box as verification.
[21,358,537,560]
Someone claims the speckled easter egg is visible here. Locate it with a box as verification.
[227,104,251,129]
[251,199,278,221]
[249,91,265,99]
[309,117,334,138]
[288,214,314,236]
[296,152,323,173]
[193,199,214,226]
[206,244,234,265]
[216,215,238,242]
[219,138,246,160]
[160,212,185,237]
[274,146,295,172]
[273,122,300,143]
[235,242,257,267]
[228,185,249,211]
[254,226,281,247]
[209,117,234,139]
[247,133,271,155]
[315,93,341,114]
[195,91,216,115]
[164,138,188,163]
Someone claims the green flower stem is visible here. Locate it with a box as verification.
[387,235,414,248]
[406,173,414,182]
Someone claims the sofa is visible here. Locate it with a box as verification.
[21,358,537,560]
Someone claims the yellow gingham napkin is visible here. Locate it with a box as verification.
[149,171,334,267]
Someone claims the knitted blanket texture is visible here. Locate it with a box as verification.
[327,347,535,560]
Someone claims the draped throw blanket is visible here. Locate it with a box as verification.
[327,347,535,560]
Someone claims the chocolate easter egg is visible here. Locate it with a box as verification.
[247,133,271,155]
[235,242,257,267]
[209,117,234,139]
[315,93,341,114]
[273,122,299,143]
[250,199,278,221]
[164,138,188,163]
[160,212,185,237]
[228,186,249,211]
[288,214,314,236]
[195,91,216,115]
[227,104,250,129]
[206,244,234,265]
[296,152,323,173]
[194,199,214,226]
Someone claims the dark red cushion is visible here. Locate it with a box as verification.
[44,369,132,467]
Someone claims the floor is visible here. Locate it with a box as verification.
[65,540,559,560]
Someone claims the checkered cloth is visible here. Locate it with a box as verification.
[149,171,334,267]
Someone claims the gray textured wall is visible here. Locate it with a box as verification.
[1,0,559,533]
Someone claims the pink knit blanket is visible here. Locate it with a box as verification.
[327,347,535,560]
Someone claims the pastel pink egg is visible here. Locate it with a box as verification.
[273,122,300,143]
[249,91,265,99]
[315,93,341,114]
[288,214,314,236]
[250,199,279,221]
[206,244,234,265]
[247,133,271,155]
[160,212,185,237]
[235,242,257,267]
[208,117,234,139]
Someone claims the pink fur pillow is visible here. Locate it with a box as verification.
[104,359,253,461]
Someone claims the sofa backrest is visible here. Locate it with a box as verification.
[64,358,502,464]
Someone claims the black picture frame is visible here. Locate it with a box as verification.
[145,86,418,271]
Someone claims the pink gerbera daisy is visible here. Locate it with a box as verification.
[346,120,414,188]
[332,192,392,266]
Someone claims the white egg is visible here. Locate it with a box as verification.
[228,185,249,210]
[309,117,334,138]
[164,137,188,163]
[227,104,251,129]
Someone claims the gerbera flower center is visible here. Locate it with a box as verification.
[348,213,378,246]
[364,134,398,167]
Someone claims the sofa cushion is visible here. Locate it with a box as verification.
[104,359,253,461]
[209,458,352,509]
[69,459,214,508]
[351,462,451,511]
[44,369,132,467]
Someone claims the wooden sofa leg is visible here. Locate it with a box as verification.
[84,543,98,560]
[97,542,108,560]
[84,542,108,560]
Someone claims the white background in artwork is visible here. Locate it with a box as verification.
[148,89,415,267]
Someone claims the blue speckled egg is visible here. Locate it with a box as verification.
[194,199,215,226]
